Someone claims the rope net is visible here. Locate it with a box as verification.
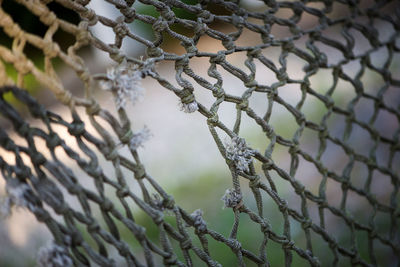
[0,0,399,266]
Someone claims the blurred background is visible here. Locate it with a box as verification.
[0,0,399,266]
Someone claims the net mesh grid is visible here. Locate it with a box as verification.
[0,0,399,266]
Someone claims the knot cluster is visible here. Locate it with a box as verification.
[37,241,73,267]
[100,59,144,109]
[224,136,255,172]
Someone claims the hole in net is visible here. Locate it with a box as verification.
[373,234,398,266]
[301,92,329,125]
[326,208,355,250]
[294,156,322,196]
[350,160,369,189]
[383,85,400,110]
[374,109,399,141]
[270,142,292,175]
[308,68,334,95]
[375,141,392,168]
[285,53,308,80]
[325,2,352,20]
[324,112,346,140]
[225,51,252,77]
[314,40,345,66]
[196,34,226,53]
[372,210,393,245]
[340,59,362,81]
[368,46,390,69]
[272,7,294,20]
[269,101,300,140]
[354,97,376,123]
[297,9,320,32]
[369,170,393,206]
[345,189,374,226]
[331,77,357,110]
[348,27,374,57]
[234,27,264,47]
[298,127,321,159]
[277,83,302,108]
[347,123,377,158]
[360,67,387,97]
[270,23,294,40]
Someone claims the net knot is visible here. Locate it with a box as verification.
[164,195,175,209]
[210,52,226,63]
[57,91,73,106]
[101,198,113,212]
[76,0,90,5]
[40,11,57,26]
[14,55,32,75]
[175,57,189,69]
[114,16,129,37]
[249,175,261,188]
[108,47,125,63]
[222,38,235,50]
[181,239,192,250]
[178,88,195,104]
[116,186,129,198]
[191,209,207,233]
[248,48,262,57]
[120,7,136,23]
[87,166,102,177]
[184,43,198,54]
[152,17,169,32]
[207,113,219,126]
[43,41,60,58]
[14,165,30,181]
[260,219,271,233]
[88,220,100,233]
[231,14,245,27]
[105,147,118,161]
[160,8,175,21]
[212,85,224,98]
[82,8,98,25]
[277,69,288,81]
[341,179,350,190]
[237,99,248,110]
[36,179,65,211]
[34,208,50,223]
[194,21,208,35]
[294,183,305,195]
[77,21,91,44]
[86,101,101,116]
[146,46,163,57]
[244,80,257,88]
[119,129,133,144]
[198,9,214,22]
[133,163,146,180]
[163,253,177,265]
[17,122,30,136]
[70,230,83,246]
[68,119,85,136]
[302,219,312,230]
[283,240,295,249]
[278,200,288,213]
[0,133,13,150]
[282,41,295,52]
[221,189,243,210]
[227,238,242,252]
[31,153,46,166]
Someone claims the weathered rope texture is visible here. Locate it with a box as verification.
[0,0,399,266]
